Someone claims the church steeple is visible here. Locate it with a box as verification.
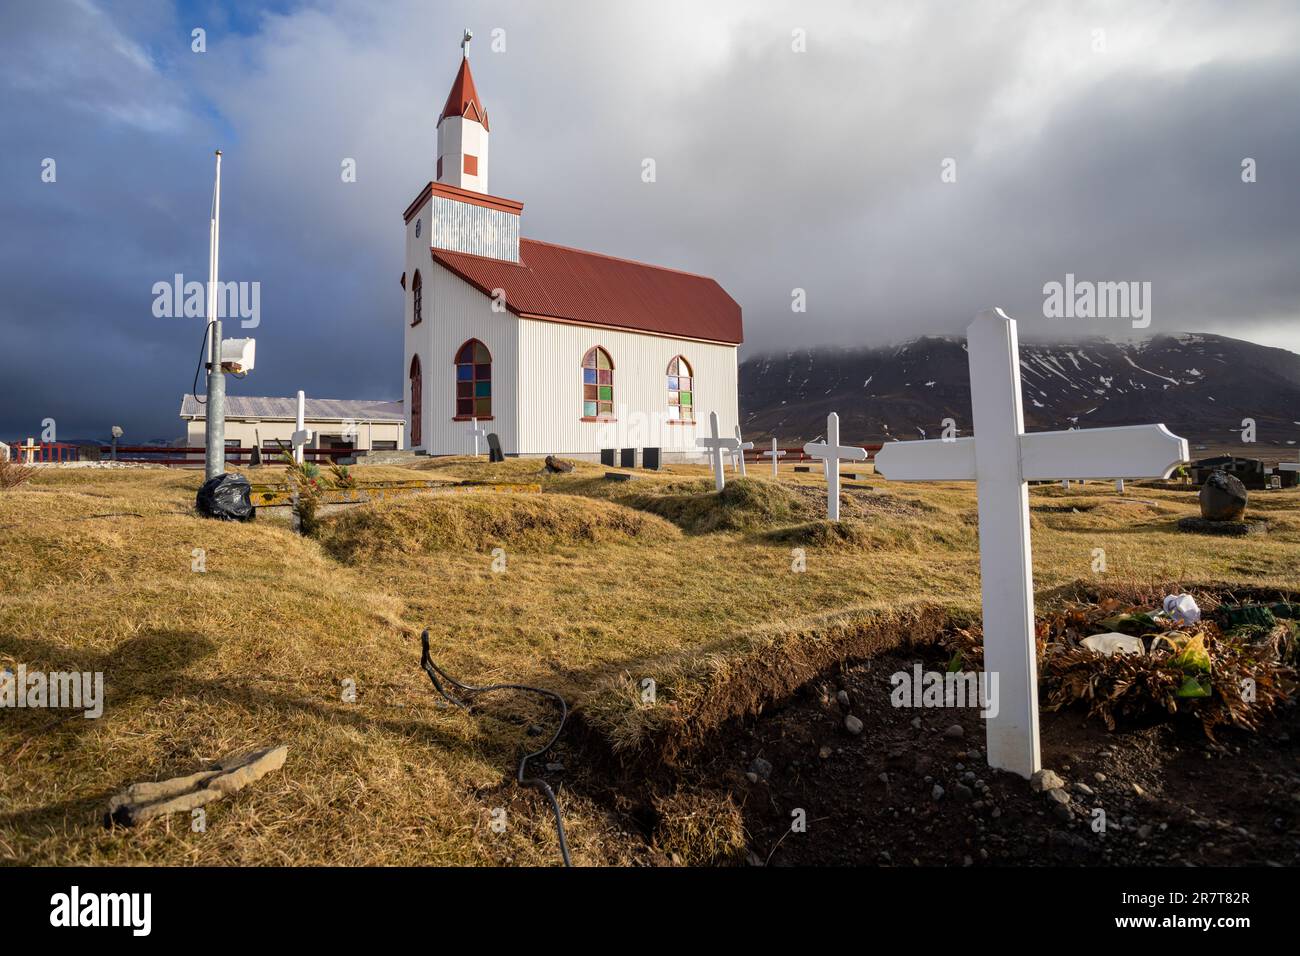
[436,30,490,193]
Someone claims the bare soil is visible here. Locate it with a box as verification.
[665,643,1300,866]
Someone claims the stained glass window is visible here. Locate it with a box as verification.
[455,339,491,418]
[411,270,422,326]
[667,355,695,422]
[582,347,614,419]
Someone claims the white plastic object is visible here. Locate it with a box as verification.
[1162,594,1201,626]
[221,337,256,373]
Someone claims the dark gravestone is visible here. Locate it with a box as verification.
[604,472,635,482]
[1200,470,1247,521]
[794,466,811,473]
[620,447,636,469]
[600,448,616,467]
[642,447,661,471]
[487,433,505,463]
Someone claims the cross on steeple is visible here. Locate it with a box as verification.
[461,28,473,56]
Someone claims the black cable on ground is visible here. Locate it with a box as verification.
[419,630,572,867]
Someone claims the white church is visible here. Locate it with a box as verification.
[401,37,743,459]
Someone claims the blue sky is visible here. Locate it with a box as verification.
[2,0,1298,440]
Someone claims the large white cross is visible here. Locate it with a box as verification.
[733,426,754,476]
[802,412,868,521]
[762,438,787,478]
[874,309,1188,778]
[469,417,489,457]
[696,411,739,492]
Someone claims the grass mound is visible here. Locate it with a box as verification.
[626,476,813,533]
[766,519,875,550]
[318,491,679,563]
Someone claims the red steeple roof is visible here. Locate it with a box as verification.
[440,56,489,131]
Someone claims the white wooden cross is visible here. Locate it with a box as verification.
[469,417,489,457]
[695,411,738,492]
[733,426,754,476]
[292,390,312,465]
[762,437,787,478]
[802,412,868,522]
[874,309,1188,778]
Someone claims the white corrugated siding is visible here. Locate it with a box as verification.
[516,318,738,457]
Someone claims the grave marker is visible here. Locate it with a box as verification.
[620,447,636,469]
[695,411,739,492]
[873,308,1188,778]
[292,391,311,465]
[802,412,868,521]
[733,426,754,476]
[486,433,505,463]
[762,438,787,478]
[468,417,489,457]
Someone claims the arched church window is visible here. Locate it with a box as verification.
[409,354,422,446]
[582,347,614,419]
[666,356,694,422]
[411,270,423,326]
[455,339,492,419]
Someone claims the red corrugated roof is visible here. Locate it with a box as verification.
[430,239,743,345]
[440,56,489,131]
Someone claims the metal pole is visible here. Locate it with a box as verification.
[204,149,225,481]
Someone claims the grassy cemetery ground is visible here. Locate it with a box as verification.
[1,458,1297,865]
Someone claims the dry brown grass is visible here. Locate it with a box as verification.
[2,462,1299,866]
[317,491,679,563]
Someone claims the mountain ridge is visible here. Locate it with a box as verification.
[739,332,1300,451]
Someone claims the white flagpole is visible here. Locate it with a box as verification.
[204,149,225,480]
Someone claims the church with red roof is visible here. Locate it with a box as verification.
[401,34,743,458]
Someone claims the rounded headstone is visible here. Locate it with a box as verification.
[1199,470,1247,521]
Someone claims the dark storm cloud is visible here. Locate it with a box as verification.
[1,0,1297,439]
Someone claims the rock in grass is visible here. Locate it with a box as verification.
[844,715,864,735]
[1030,769,1065,792]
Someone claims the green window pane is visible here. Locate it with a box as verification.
[598,385,613,401]
[679,391,692,405]
[475,381,491,397]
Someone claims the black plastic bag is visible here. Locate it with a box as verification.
[196,473,255,521]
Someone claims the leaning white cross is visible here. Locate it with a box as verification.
[874,309,1188,778]
[468,417,489,457]
[733,426,754,476]
[803,412,868,522]
[696,411,739,492]
[762,438,787,478]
